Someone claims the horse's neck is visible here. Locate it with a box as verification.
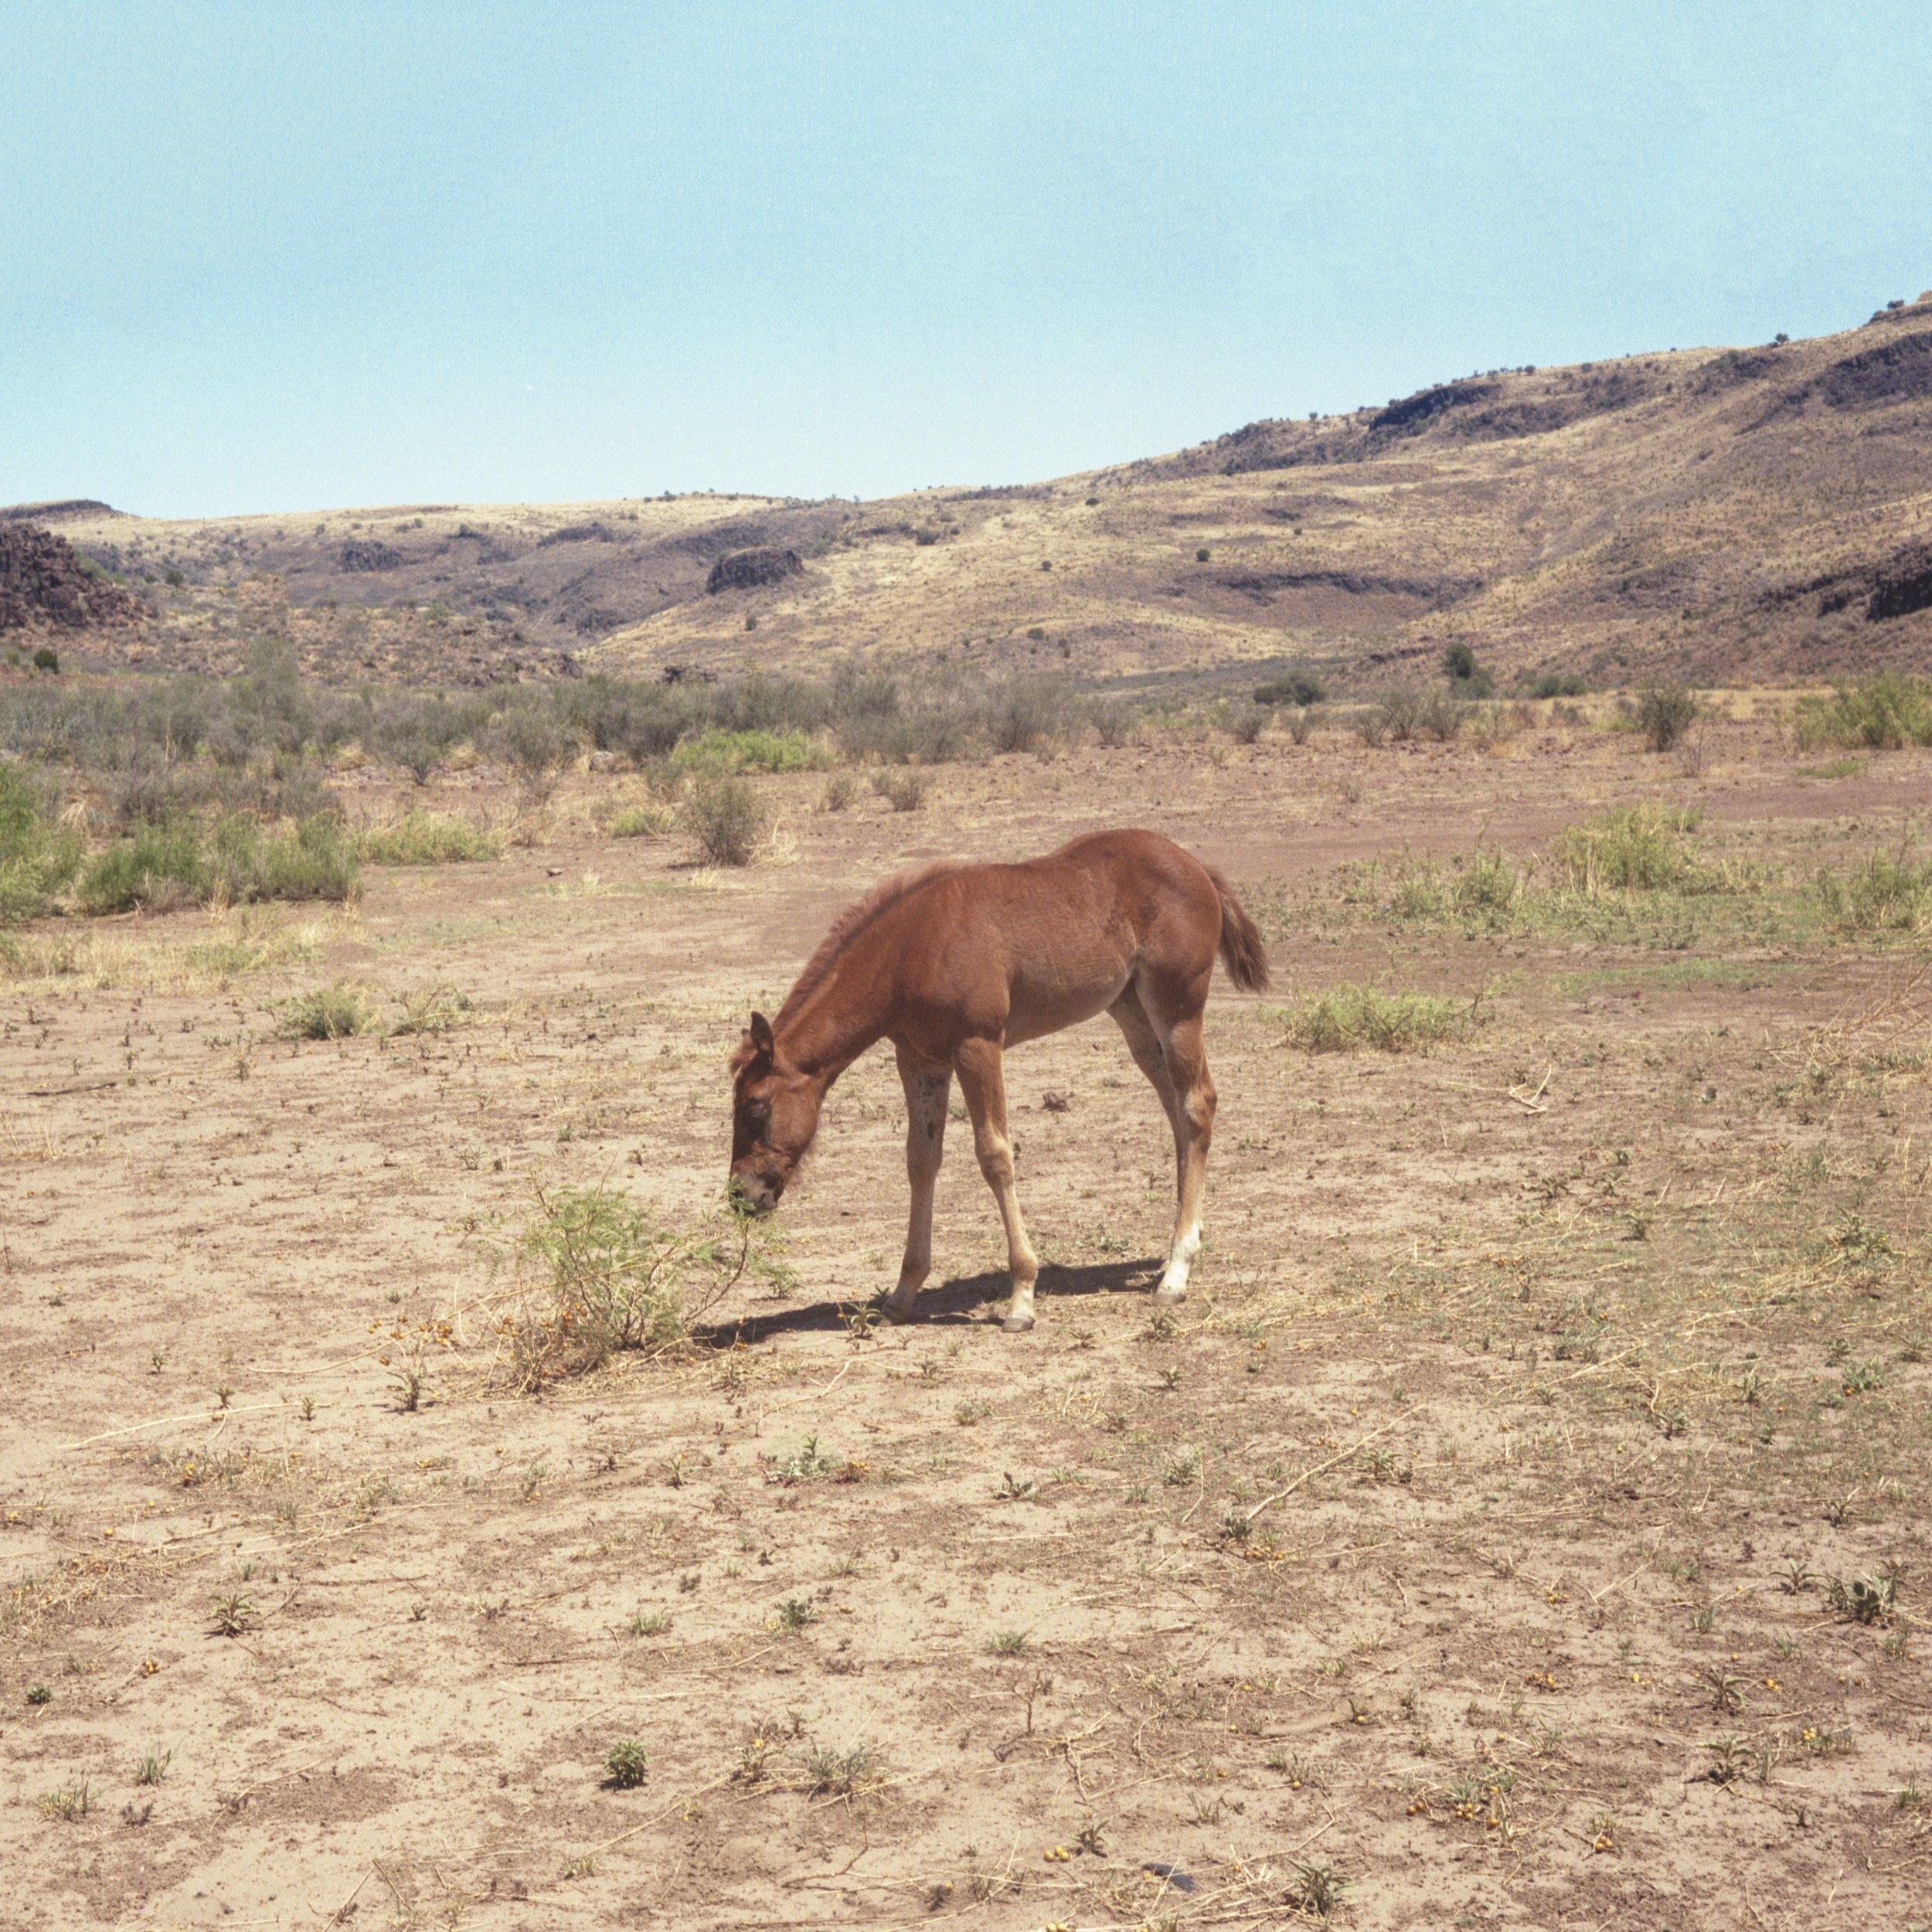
[778,963,886,1087]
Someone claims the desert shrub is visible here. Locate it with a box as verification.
[1254,670,1327,707]
[817,773,856,812]
[1089,699,1135,747]
[1638,683,1699,752]
[81,814,356,914]
[485,706,575,801]
[1794,673,1932,752]
[354,811,502,865]
[78,818,211,913]
[1352,706,1389,749]
[1442,641,1493,698]
[1521,672,1590,699]
[1285,705,1320,745]
[668,727,828,776]
[607,801,677,838]
[389,981,471,1036]
[500,1185,781,1386]
[985,675,1074,754]
[278,983,376,1039]
[685,770,764,866]
[0,761,82,924]
[1417,689,1464,740]
[372,693,472,783]
[1550,805,1699,895]
[32,647,59,674]
[1219,702,1269,745]
[1817,842,1932,931]
[1287,983,1479,1053]
[872,769,927,811]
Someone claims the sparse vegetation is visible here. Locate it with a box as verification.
[1638,682,1699,751]
[684,770,765,866]
[1286,982,1480,1053]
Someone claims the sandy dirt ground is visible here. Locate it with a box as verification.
[4,719,1930,1928]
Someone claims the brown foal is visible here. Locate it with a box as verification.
[726,828,1269,1331]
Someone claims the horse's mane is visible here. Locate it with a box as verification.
[776,860,960,1028]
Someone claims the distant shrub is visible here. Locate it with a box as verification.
[1378,686,1462,742]
[278,983,376,1040]
[355,811,502,865]
[1253,670,1327,707]
[486,706,575,801]
[607,802,677,838]
[0,761,81,925]
[1551,805,1699,895]
[1287,983,1478,1053]
[1638,683,1699,752]
[985,675,1073,753]
[1089,699,1135,747]
[668,727,828,776]
[32,647,59,674]
[1442,641,1493,698]
[80,815,356,915]
[1818,840,1932,931]
[872,769,927,812]
[1795,673,1932,752]
[1521,672,1590,699]
[685,770,764,866]
[1218,702,1268,745]
[1284,705,1319,745]
[817,773,856,812]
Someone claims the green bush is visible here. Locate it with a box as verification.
[1253,670,1327,707]
[32,647,59,674]
[668,726,828,776]
[354,811,502,865]
[1442,641,1493,697]
[503,1185,784,1386]
[1818,842,1932,931]
[0,761,82,925]
[1550,806,1699,894]
[684,770,764,866]
[1520,672,1590,699]
[1287,983,1479,1053]
[1795,673,1932,752]
[80,815,357,914]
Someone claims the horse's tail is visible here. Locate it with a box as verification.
[1206,866,1270,993]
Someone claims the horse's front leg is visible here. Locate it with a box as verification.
[883,1043,952,1323]
[953,1036,1041,1332]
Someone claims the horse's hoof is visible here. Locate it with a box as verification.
[1153,1285,1188,1307]
[1002,1311,1036,1334]
[880,1298,917,1325]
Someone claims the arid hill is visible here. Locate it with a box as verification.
[16,294,1932,689]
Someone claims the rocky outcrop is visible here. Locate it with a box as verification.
[0,524,144,631]
[706,546,802,594]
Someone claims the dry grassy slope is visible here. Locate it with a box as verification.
[28,297,1932,690]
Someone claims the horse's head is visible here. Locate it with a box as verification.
[726,1012,821,1213]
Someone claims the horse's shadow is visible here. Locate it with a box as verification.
[690,1257,1162,1348]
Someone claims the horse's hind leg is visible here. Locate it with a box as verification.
[953,1036,1041,1333]
[884,1043,951,1323]
[1138,991,1216,1306]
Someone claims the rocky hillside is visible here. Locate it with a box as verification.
[0,522,144,634]
[15,293,1932,690]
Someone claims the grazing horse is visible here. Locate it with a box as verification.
[726,828,1269,1332]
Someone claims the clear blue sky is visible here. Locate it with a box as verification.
[3,2,1928,517]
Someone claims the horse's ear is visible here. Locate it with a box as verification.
[750,1012,775,1058]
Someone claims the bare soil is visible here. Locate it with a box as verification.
[4,719,1930,1928]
